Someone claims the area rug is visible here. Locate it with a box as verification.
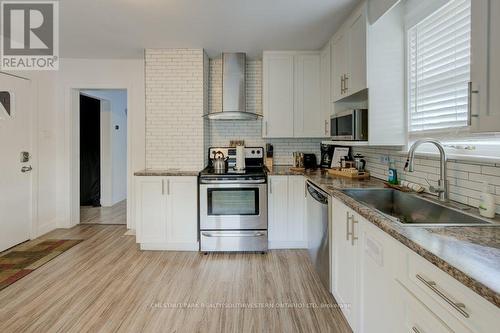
[0,239,82,291]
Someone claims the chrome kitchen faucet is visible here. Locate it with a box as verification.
[405,139,448,202]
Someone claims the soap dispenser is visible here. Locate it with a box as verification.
[479,182,496,218]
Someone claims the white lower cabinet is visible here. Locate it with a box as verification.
[331,198,360,331]
[135,176,198,251]
[330,197,500,333]
[268,176,307,249]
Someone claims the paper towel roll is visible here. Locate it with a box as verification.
[236,145,246,170]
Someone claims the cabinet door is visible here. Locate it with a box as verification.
[287,176,307,246]
[268,176,289,246]
[136,177,167,244]
[294,53,322,137]
[397,286,454,333]
[320,44,332,136]
[263,53,294,138]
[331,199,359,331]
[346,10,367,96]
[359,218,400,333]
[166,177,198,248]
[331,33,348,102]
[471,0,500,132]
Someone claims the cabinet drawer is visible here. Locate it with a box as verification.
[399,285,454,333]
[400,250,499,333]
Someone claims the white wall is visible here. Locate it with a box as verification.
[83,89,128,206]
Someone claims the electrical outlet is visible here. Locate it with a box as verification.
[380,155,390,164]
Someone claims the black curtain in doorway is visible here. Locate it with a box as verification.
[80,94,101,206]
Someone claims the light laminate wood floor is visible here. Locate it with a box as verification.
[80,200,126,225]
[0,225,351,333]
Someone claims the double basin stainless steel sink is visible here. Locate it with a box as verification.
[341,188,499,227]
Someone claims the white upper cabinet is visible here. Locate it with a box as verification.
[263,52,295,138]
[294,54,322,137]
[328,1,405,146]
[320,43,332,136]
[331,33,348,102]
[331,8,367,102]
[470,0,500,132]
[263,51,323,138]
[347,10,367,96]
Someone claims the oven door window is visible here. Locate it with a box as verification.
[337,115,353,136]
[208,188,259,216]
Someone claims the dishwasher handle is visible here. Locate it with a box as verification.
[307,182,329,205]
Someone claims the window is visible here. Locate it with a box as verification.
[408,0,471,133]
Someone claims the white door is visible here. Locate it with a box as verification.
[263,53,294,138]
[0,73,32,251]
[294,53,322,137]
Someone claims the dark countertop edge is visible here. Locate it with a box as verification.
[268,165,500,308]
[134,170,199,177]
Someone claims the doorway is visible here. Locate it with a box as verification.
[0,73,33,252]
[78,90,127,225]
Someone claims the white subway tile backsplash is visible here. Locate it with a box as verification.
[145,49,206,171]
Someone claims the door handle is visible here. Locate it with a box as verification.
[340,75,345,94]
[21,165,32,173]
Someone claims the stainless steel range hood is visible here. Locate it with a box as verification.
[205,53,261,120]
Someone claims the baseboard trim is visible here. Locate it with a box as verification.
[140,242,199,251]
[268,241,308,249]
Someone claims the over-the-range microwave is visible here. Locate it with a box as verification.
[330,109,368,141]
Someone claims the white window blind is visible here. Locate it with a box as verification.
[408,0,471,132]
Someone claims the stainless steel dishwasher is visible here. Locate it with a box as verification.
[305,180,330,290]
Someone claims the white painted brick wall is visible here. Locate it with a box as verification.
[145,49,206,171]
[353,147,500,214]
[206,58,323,165]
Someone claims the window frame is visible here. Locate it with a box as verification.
[403,0,500,159]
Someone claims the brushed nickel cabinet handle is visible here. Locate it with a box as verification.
[269,178,272,194]
[167,179,170,195]
[346,212,354,241]
[344,74,349,94]
[340,75,345,95]
[415,274,469,318]
[467,81,479,126]
[350,219,358,246]
[412,327,422,333]
[161,179,165,195]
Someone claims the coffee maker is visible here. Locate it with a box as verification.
[320,143,335,168]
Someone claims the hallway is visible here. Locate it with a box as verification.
[80,200,126,225]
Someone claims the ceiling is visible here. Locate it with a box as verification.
[60,0,360,59]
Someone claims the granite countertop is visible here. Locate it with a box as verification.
[269,165,500,308]
[134,169,199,177]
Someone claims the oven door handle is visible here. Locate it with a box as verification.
[200,179,266,184]
[202,232,266,238]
